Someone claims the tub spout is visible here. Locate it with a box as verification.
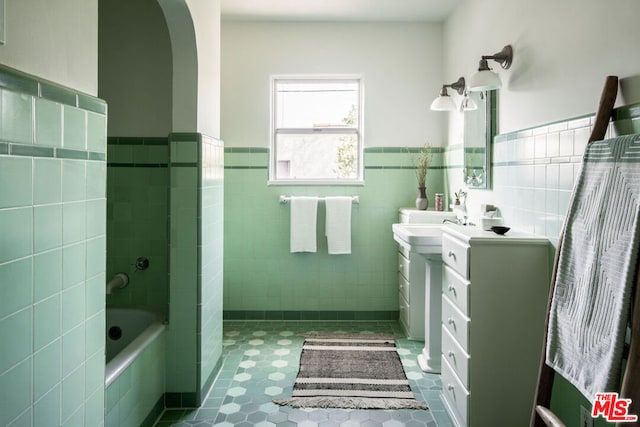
[106,272,129,295]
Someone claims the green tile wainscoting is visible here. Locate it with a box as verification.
[0,64,107,426]
[168,133,225,407]
[222,146,448,320]
[106,137,170,314]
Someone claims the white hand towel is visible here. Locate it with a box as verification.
[325,197,352,255]
[290,197,318,253]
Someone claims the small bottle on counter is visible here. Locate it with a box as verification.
[435,193,444,211]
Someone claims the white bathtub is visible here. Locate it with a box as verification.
[105,307,165,387]
[105,307,167,426]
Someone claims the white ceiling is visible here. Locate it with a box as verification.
[221,0,461,22]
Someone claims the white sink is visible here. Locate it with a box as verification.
[392,223,446,254]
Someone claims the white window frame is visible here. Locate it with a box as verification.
[268,75,364,185]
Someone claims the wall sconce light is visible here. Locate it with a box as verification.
[468,45,513,92]
[430,77,466,111]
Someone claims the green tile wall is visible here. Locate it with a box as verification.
[167,133,224,405]
[223,147,446,318]
[106,137,169,313]
[198,135,224,399]
[0,64,106,426]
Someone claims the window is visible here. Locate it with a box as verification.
[270,76,363,184]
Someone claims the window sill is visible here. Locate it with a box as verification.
[267,179,365,187]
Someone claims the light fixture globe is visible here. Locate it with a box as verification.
[468,45,513,92]
[430,77,465,111]
[430,93,456,111]
[468,68,502,92]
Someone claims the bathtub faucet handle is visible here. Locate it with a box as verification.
[134,256,150,272]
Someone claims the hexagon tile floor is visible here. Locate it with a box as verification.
[153,321,455,426]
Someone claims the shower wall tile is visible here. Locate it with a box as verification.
[86,112,106,153]
[0,258,32,319]
[62,160,86,202]
[61,365,84,422]
[34,340,61,400]
[0,156,32,208]
[0,65,107,426]
[34,385,61,427]
[62,242,86,289]
[63,106,86,151]
[84,312,104,362]
[198,135,224,398]
[106,137,169,312]
[165,133,224,404]
[0,308,32,373]
[0,89,33,144]
[34,249,62,302]
[33,295,61,351]
[0,357,32,426]
[35,97,63,147]
[0,207,33,263]
[33,158,62,205]
[62,285,85,334]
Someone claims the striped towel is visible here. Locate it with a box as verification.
[546,133,640,402]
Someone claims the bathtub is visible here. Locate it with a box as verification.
[105,308,166,427]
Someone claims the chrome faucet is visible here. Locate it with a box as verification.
[443,217,474,226]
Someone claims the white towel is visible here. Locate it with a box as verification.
[325,197,352,255]
[290,197,318,253]
[546,133,640,401]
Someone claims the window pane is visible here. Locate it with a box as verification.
[275,79,359,129]
[275,133,358,180]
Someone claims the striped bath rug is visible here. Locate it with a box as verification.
[273,334,428,410]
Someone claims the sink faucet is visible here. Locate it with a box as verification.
[443,217,475,227]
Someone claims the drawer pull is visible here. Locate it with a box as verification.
[447,317,456,329]
[447,284,457,295]
[447,250,456,260]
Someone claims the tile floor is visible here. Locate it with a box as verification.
[153,321,454,426]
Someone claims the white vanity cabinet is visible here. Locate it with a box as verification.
[440,225,550,427]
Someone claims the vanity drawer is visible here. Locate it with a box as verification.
[398,243,410,259]
[442,295,470,352]
[442,265,470,315]
[399,296,409,332]
[442,234,469,279]
[441,356,469,426]
[442,326,470,388]
[398,273,410,303]
[398,253,410,280]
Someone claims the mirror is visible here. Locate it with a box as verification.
[463,90,495,189]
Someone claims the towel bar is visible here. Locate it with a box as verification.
[279,195,359,204]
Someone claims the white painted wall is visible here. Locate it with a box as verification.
[187,0,221,138]
[444,0,640,138]
[221,21,444,148]
[0,0,98,95]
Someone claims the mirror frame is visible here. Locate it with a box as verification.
[464,90,496,189]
